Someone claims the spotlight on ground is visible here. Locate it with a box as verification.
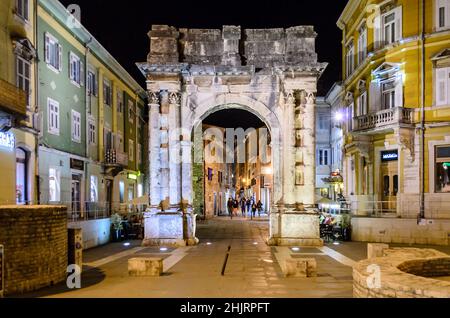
[123,242,131,247]
[291,247,300,252]
[160,247,168,252]
[263,259,274,263]
[253,242,258,245]
[206,242,212,245]
[333,242,340,246]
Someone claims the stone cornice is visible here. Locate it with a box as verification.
[137,62,327,78]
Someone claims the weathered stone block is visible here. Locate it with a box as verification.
[284,258,317,277]
[367,243,390,259]
[128,257,163,277]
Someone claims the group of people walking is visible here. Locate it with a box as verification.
[227,197,263,218]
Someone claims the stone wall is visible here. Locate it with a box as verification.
[353,248,450,298]
[68,218,111,250]
[0,205,67,295]
[351,217,450,246]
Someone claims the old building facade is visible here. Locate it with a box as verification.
[0,0,38,205]
[338,0,450,245]
[37,0,146,220]
[138,25,327,246]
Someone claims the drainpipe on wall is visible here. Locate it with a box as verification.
[84,38,93,209]
[34,0,40,205]
[419,0,426,220]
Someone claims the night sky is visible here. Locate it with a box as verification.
[59,0,346,96]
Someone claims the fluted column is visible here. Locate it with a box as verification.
[159,91,170,208]
[283,90,296,207]
[148,91,162,209]
[299,90,316,207]
[168,91,181,209]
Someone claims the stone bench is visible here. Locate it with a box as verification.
[128,257,163,277]
[367,243,390,259]
[284,258,317,278]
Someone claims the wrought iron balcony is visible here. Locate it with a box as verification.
[0,78,27,118]
[104,149,128,167]
[352,107,414,133]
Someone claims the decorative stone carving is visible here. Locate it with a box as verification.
[284,91,296,105]
[168,92,181,105]
[306,91,316,105]
[396,128,415,161]
[148,91,160,105]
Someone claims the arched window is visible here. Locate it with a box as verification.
[16,148,27,204]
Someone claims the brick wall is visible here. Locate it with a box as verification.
[0,205,67,295]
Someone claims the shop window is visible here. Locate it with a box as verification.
[49,167,61,202]
[383,175,390,197]
[119,181,125,203]
[90,175,98,202]
[137,184,143,198]
[436,145,450,192]
[393,175,398,196]
[16,148,27,204]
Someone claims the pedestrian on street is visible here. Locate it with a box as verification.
[241,198,247,217]
[251,202,257,218]
[227,198,233,219]
[232,199,239,217]
[256,200,263,217]
[246,199,251,215]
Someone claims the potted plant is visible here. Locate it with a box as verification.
[111,213,123,242]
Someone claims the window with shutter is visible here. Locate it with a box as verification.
[436,0,450,30]
[436,67,450,106]
[47,98,60,135]
[71,110,81,143]
[45,33,62,73]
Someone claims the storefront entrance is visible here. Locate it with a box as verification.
[71,174,81,214]
[380,150,399,213]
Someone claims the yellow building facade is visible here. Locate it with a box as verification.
[338,0,450,245]
[0,0,38,205]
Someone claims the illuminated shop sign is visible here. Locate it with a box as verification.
[0,132,15,150]
[381,150,398,162]
[128,173,138,180]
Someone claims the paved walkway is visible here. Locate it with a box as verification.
[18,217,450,298]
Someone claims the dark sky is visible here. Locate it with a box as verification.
[59,0,346,96]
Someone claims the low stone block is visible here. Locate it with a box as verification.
[367,243,389,259]
[128,257,163,277]
[284,258,317,277]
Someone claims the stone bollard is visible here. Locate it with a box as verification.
[284,258,317,278]
[367,243,390,259]
[128,257,163,277]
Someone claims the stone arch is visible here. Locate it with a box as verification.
[186,95,283,205]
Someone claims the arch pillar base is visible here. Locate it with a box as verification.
[267,211,323,247]
[142,210,199,247]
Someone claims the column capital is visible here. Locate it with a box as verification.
[168,91,181,105]
[148,91,160,105]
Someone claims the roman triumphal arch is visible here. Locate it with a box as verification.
[137,25,327,246]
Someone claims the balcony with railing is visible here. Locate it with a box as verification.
[0,78,27,118]
[104,149,128,167]
[352,107,414,133]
